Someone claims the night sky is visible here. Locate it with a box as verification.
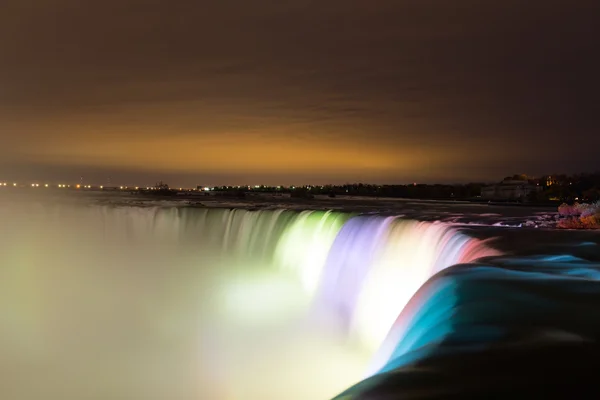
[1,0,598,186]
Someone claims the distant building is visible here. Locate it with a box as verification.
[545,175,557,186]
[481,178,541,200]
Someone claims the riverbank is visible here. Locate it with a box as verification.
[557,202,600,229]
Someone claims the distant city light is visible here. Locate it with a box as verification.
[100,186,103,189]
[45,184,49,187]
[76,184,81,189]
[204,187,210,191]
[13,183,16,186]
[120,186,124,189]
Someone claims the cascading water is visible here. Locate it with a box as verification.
[0,200,498,400]
[316,218,498,357]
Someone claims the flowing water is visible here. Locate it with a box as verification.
[0,198,512,400]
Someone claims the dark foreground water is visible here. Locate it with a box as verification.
[1,191,598,399]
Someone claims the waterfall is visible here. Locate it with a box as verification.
[315,217,498,354]
[0,202,499,400]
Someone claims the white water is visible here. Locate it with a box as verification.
[0,201,497,399]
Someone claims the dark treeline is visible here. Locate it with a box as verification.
[205,173,600,202]
[532,173,600,203]
[209,183,485,200]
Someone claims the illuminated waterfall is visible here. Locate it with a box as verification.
[274,210,352,293]
[0,202,499,400]
[314,217,499,354]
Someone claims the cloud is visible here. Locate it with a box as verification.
[1,0,598,184]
